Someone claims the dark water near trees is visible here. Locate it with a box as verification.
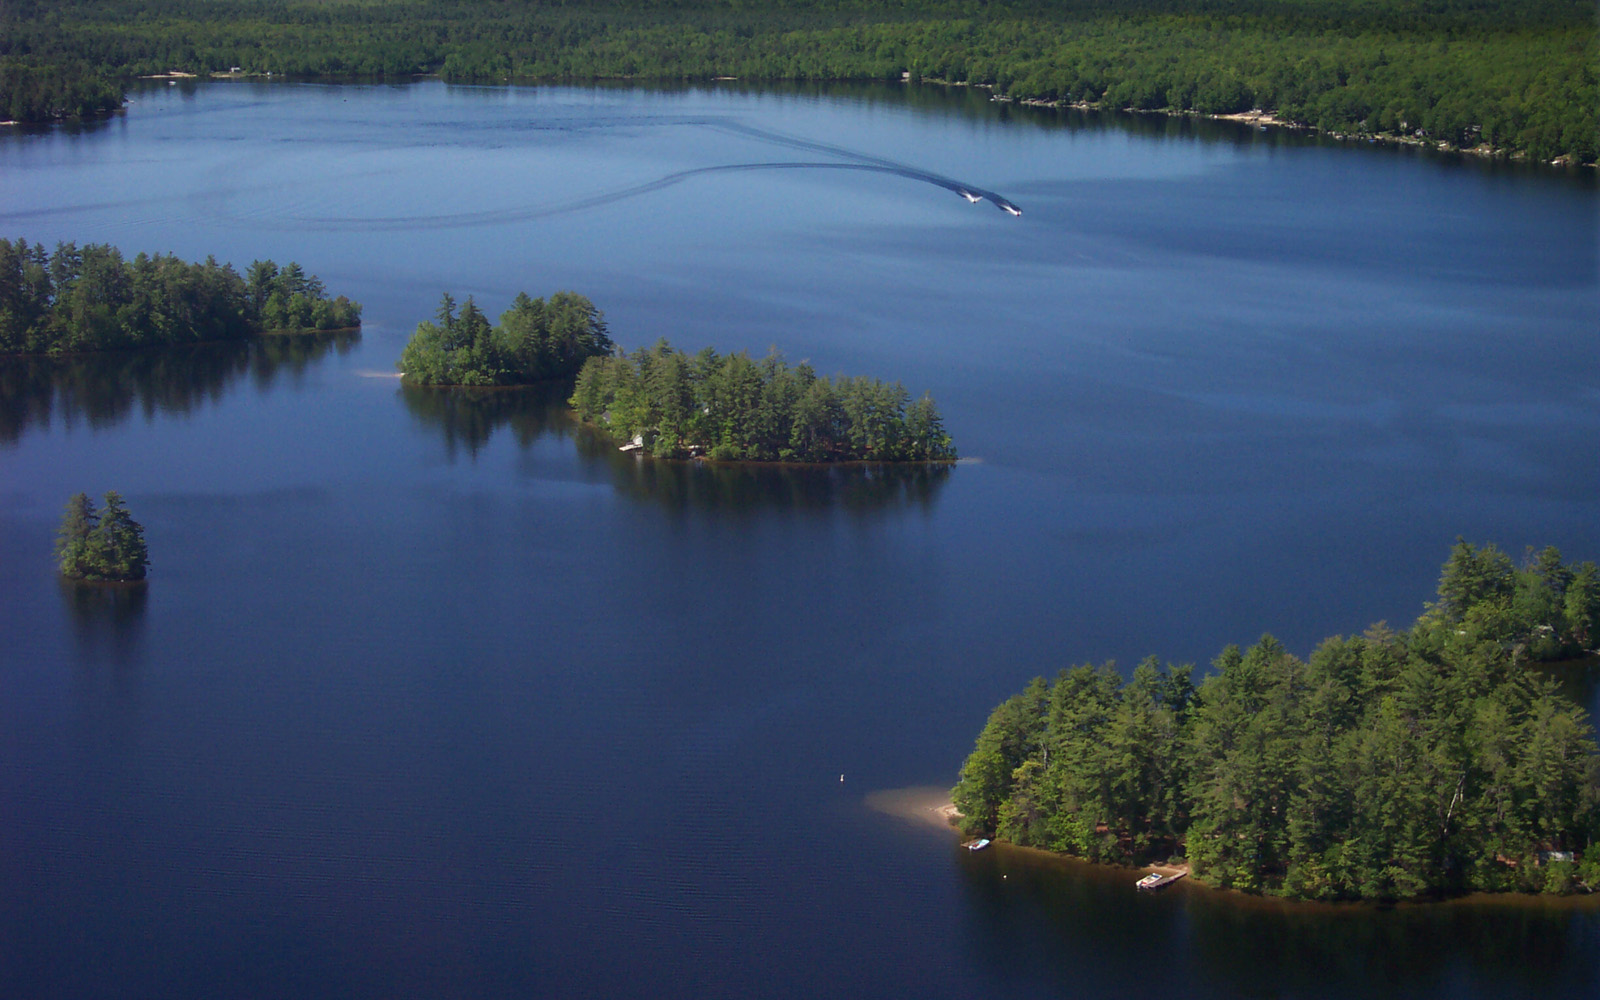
[2,81,1597,998]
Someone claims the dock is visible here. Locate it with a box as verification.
[1135,867,1188,891]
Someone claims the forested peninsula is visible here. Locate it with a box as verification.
[0,239,360,354]
[2,0,1593,165]
[954,541,1600,901]
[571,342,956,462]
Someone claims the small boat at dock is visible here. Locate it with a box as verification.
[1135,870,1186,891]
[963,838,991,851]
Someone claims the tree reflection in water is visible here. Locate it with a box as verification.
[0,331,360,442]
[400,380,952,513]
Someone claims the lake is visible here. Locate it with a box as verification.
[2,80,1597,998]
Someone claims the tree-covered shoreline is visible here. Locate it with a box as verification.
[0,239,360,355]
[953,541,1600,901]
[571,341,956,463]
[1,0,1593,164]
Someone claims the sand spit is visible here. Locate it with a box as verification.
[864,786,962,833]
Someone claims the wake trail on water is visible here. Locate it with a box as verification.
[232,161,1019,232]
[203,114,1020,231]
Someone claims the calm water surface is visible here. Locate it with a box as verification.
[2,81,1597,998]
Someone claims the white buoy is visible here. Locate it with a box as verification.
[839,774,844,782]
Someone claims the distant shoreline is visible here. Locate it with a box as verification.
[971,85,1592,169]
[111,75,1593,170]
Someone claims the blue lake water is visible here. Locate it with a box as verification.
[2,80,1597,998]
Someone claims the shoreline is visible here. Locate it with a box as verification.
[95,75,1592,169]
[866,784,1600,911]
[863,786,963,833]
[918,77,1594,170]
[2,326,361,360]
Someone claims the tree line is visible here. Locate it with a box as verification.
[0,59,122,123]
[953,540,1600,900]
[0,238,360,354]
[570,340,956,462]
[1,0,1593,163]
[397,291,615,386]
[56,491,149,582]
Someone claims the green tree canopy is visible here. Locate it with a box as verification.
[398,290,613,386]
[55,491,149,582]
[570,340,957,462]
[953,541,1600,901]
[5,0,1594,163]
[0,238,359,354]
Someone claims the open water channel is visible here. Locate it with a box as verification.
[2,80,1597,998]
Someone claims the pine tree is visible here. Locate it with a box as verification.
[57,490,148,582]
[54,492,96,579]
[87,490,148,581]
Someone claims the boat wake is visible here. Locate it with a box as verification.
[200,116,1021,231]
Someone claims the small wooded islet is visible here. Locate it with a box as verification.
[55,491,149,582]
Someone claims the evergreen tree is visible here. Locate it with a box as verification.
[953,542,1600,900]
[87,490,149,581]
[54,492,96,578]
[568,342,956,463]
[55,490,148,581]
[399,289,611,386]
[1,239,358,353]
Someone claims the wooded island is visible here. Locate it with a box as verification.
[954,540,1600,900]
[397,291,614,386]
[56,491,149,582]
[571,342,956,462]
[3,0,1593,165]
[0,239,360,354]
[397,291,957,462]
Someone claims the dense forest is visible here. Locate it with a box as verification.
[0,1,1593,163]
[56,491,149,582]
[0,239,360,354]
[953,540,1600,900]
[571,340,956,462]
[398,291,614,386]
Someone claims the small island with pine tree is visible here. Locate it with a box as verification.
[55,491,149,582]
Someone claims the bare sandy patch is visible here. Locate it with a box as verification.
[864,786,962,834]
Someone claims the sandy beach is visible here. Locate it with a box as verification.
[863,786,962,833]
